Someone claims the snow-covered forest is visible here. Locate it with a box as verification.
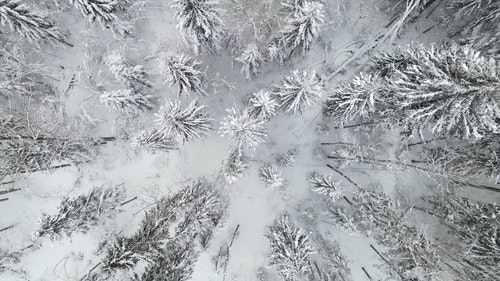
[0,0,498,280]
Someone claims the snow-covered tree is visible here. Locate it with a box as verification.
[422,134,499,184]
[258,164,285,189]
[220,107,267,152]
[0,0,67,45]
[172,0,225,55]
[375,44,500,139]
[281,1,324,56]
[267,41,287,65]
[159,54,206,96]
[236,43,264,80]
[100,89,154,114]
[427,194,500,279]
[247,90,278,120]
[273,70,324,114]
[445,0,500,35]
[103,51,153,90]
[36,186,126,240]
[325,44,500,139]
[94,179,224,279]
[351,190,441,279]
[322,73,387,124]
[220,149,248,185]
[69,0,132,36]
[0,135,107,180]
[133,127,177,152]
[266,214,314,281]
[308,172,344,201]
[276,148,298,167]
[154,99,211,143]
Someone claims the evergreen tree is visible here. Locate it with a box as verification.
[0,0,67,45]
[258,164,285,189]
[100,89,154,115]
[308,172,344,201]
[92,179,225,280]
[273,70,324,114]
[322,73,386,124]
[0,135,108,180]
[220,107,267,153]
[220,149,248,185]
[324,44,500,139]
[103,52,153,90]
[445,0,500,35]
[235,43,263,80]
[247,90,278,120]
[154,99,211,143]
[36,186,126,240]
[159,54,206,96]
[374,44,499,139]
[427,194,500,279]
[69,0,131,36]
[422,134,499,184]
[172,0,225,55]
[133,127,178,152]
[266,214,314,281]
[281,1,324,56]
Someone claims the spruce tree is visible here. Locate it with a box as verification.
[273,70,324,114]
[235,43,263,80]
[0,0,68,46]
[103,52,153,90]
[36,186,126,240]
[90,179,225,280]
[100,89,154,115]
[154,99,211,143]
[308,172,344,201]
[220,107,267,153]
[266,214,314,281]
[281,1,324,56]
[258,164,285,189]
[247,90,278,120]
[133,127,178,152]
[69,0,131,36]
[159,53,206,96]
[172,0,225,55]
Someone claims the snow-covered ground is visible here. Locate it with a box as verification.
[1,0,499,281]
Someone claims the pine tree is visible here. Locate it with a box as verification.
[220,107,267,152]
[159,54,206,96]
[322,73,387,124]
[258,164,285,189]
[426,194,500,279]
[308,172,344,201]
[374,44,500,139]
[281,1,324,56]
[133,127,178,152]
[69,0,132,36]
[220,149,248,185]
[273,70,324,114]
[0,0,68,46]
[93,179,225,279]
[422,134,499,184]
[235,43,264,80]
[172,0,225,55]
[266,214,314,281]
[154,99,211,143]
[445,0,500,35]
[247,90,278,120]
[36,186,126,240]
[103,52,153,90]
[324,44,500,139]
[0,135,107,180]
[100,89,154,115]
